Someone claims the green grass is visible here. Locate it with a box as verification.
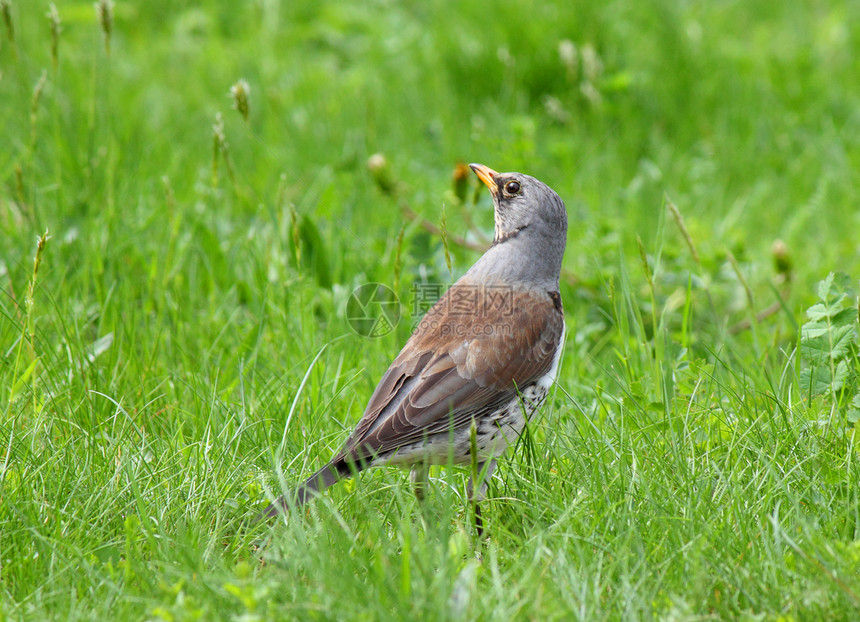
[2,0,860,619]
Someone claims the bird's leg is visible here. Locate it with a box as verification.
[467,459,497,538]
[409,461,430,502]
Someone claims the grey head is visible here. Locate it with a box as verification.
[468,163,568,289]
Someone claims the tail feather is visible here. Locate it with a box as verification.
[261,460,351,519]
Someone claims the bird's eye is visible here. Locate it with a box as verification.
[504,180,521,195]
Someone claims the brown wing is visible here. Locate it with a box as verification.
[335,282,563,463]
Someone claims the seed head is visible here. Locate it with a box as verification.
[558,39,578,76]
[230,79,250,122]
[367,153,396,196]
[95,0,114,55]
[1,0,15,48]
[452,161,470,203]
[47,4,61,68]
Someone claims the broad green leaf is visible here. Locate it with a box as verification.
[816,272,835,302]
[800,319,829,339]
[806,299,847,322]
[799,365,835,398]
[800,273,859,401]
[848,393,860,424]
[800,325,856,365]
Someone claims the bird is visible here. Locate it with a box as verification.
[263,163,567,534]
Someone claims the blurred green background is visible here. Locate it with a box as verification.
[2,1,860,619]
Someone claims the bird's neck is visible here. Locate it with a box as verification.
[464,232,564,291]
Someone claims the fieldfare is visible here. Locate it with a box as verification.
[264,164,568,533]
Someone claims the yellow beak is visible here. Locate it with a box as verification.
[469,163,499,195]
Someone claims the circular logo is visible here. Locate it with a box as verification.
[346,283,401,338]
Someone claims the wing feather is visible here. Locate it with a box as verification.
[335,282,563,464]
